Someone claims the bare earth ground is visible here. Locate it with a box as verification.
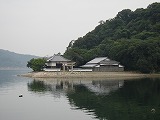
[19,71,160,80]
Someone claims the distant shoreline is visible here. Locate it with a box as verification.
[0,67,30,70]
[19,71,160,80]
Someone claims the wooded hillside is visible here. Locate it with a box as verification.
[64,2,160,73]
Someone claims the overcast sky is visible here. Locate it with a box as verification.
[0,0,159,56]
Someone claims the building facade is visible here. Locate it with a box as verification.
[81,57,124,72]
[44,54,75,72]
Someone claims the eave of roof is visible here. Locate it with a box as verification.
[81,64,98,68]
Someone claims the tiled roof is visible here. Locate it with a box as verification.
[81,64,98,68]
[100,59,119,65]
[47,54,71,62]
[81,57,122,68]
[87,57,108,64]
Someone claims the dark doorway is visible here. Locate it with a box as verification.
[56,63,63,69]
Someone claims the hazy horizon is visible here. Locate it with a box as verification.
[0,0,158,56]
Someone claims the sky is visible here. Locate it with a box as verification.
[0,0,159,57]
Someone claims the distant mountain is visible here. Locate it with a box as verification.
[0,49,39,69]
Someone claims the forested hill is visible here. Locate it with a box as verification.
[0,49,38,69]
[64,2,160,73]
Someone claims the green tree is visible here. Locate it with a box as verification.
[27,58,46,71]
[64,2,160,73]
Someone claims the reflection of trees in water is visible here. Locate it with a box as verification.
[67,78,160,120]
[27,79,122,98]
[27,80,52,93]
[27,79,76,97]
[27,78,160,120]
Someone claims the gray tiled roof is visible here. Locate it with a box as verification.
[47,54,71,62]
[100,59,119,65]
[87,57,108,64]
[81,64,98,68]
[81,57,121,68]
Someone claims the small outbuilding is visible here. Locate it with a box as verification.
[81,57,124,72]
[44,54,75,72]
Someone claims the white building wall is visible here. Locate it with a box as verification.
[46,62,56,66]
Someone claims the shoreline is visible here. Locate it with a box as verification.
[19,71,160,80]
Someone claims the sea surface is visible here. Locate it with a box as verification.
[0,70,160,120]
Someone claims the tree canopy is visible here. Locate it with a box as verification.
[27,58,46,71]
[64,2,160,73]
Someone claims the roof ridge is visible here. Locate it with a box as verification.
[47,54,71,62]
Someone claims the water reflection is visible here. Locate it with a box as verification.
[85,80,124,95]
[27,78,160,120]
[28,80,52,93]
[67,78,160,120]
[0,70,30,87]
[28,79,123,94]
[27,79,76,97]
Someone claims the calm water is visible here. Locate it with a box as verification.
[0,70,160,120]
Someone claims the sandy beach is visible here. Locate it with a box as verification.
[19,71,160,80]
